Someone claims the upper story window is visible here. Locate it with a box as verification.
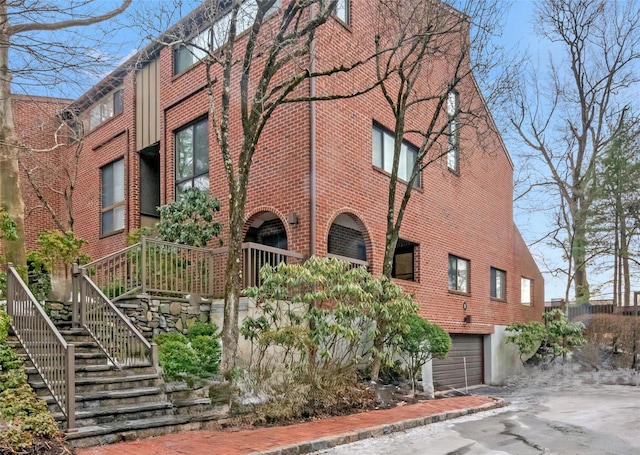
[334,0,350,25]
[372,124,421,188]
[101,158,125,235]
[521,277,532,305]
[491,267,506,300]
[448,254,469,293]
[447,90,459,172]
[174,0,282,75]
[175,118,209,197]
[88,89,123,131]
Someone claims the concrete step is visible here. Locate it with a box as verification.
[53,401,174,426]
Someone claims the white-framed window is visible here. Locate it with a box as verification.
[334,0,350,24]
[491,267,506,300]
[447,90,459,171]
[448,255,469,293]
[89,89,123,131]
[101,158,125,235]
[174,0,282,75]
[372,124,421,187]
[175,117,209,197]
[521,277,532,305]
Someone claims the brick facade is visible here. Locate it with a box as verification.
[15,0,543,336]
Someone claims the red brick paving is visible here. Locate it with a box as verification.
[77,396,496,455]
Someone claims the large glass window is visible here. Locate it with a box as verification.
[101,158,125,235]
[448,255,469,293]
[89,89,123,131]
[174,0,282,75]
[175,118,209,197]
[491,267,506,300]
[372,124,421,187]
[447,90,459,171]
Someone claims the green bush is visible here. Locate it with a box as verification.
[154,323,221,382]
[398,314,451,393]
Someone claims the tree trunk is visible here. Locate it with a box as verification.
[572,205,589,305]
[0,24,26,267]
[221,188,246,373]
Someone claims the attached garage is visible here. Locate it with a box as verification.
[432,334,484,391]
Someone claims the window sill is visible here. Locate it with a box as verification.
[448,289,470,297]
[372,165,422,191]
[100,228,125,240]
[490,297,507,303]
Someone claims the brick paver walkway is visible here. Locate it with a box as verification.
[77,395,498,455]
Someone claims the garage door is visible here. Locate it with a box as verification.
[432,334,484,391]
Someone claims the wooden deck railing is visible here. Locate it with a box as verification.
[326,253,369,270]
[5,263,76,431]
[82,238,305,300]
[73,267,157,367]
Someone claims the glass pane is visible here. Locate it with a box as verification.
[335,0,349,23]
[102,210,113,235]
[102,98,113,121]
[113,90,124,115]
[102,164,113,207]
[372,127,382,168]
[174,45,193,74]
[113,159,124,203]
[458,259,468,293]
[398,143,408,180]
[448,256,456,290]
[191,29,210,60]
[176,127,194,179]
[238,0,258,35]
[194,120,209,174]
[521,278,531,304]
[113,205,125,231]
[383,131,394,174]
[193,175,209,191]
[90,105,101,130]
[176,180,192,199]
[212,13,231,49]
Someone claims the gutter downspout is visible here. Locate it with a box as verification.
[309,10,317,257]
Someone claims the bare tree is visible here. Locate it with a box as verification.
[367,0,511,379]
[510,0,640,304]
[0,0,132,266]
[146,0,393,372]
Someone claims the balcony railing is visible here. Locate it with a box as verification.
[82,238,305,300]
[327,253,369,270]
[5,263,76,431]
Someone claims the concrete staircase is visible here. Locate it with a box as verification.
[9,324,224,448]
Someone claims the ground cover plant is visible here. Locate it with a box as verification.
[0,309,70,455]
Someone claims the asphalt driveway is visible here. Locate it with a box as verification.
[318,370,640,455]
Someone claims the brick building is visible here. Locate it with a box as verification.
[14,0,543,388]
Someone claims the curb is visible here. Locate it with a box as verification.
[247,398,507,455]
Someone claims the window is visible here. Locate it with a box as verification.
[392,239,417,281]
[447,90,459,171]
[334,0,350,24]
[491,267,506,300]
[174,0,282,75]
[175,118,209,197]
[448,255,469,293]
[372,124,421,187]
[101,159,125,235]
[89,89,123,131]
[521,277,532,305]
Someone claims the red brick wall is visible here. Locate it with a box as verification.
[35,0,543,332]
[11,95,72,252]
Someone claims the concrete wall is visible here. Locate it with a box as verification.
[483,325,525,385]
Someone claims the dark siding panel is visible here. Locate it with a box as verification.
[433,335,483,391]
